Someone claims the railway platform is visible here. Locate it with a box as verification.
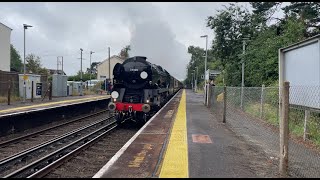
[93,89,274,178]
[0,94,110,137]
[0,94,109,117]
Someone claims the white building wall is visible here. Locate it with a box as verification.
[0,23,12,72]
[97,56,124,82]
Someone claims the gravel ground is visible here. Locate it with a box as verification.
[0,111,112,177]
[0,111,111,158]
[44,121,142,178]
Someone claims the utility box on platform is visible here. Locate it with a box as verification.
[19,74,41,99]
[52,74,68,97]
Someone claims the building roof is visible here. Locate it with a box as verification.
[97,55,125,67]
[0,22,13,31]
[280,34,320,52]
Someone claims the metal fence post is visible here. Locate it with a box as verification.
[260,84,265,119]
[49,83,52,100]
[206,84,208,106]
[279,81,289,177]
[7,80,11,105]
[303,110,310,141]
[223,86,227,123]
[208,86,212,108]
[207,84,210,107]
[31,81,34,102]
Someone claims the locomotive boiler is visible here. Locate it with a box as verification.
[108,56,182,123]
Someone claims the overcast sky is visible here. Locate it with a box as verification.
[0,2,285,81]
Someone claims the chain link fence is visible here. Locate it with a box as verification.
[287,86,320,177]
[0,81,21,103]
[0,79,108,105]
[208,85,320,178]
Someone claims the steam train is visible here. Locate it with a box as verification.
[108,56,183,123]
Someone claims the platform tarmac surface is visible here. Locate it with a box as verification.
[94,89,276,178]
[186,89,275,178]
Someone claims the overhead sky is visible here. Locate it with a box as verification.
[0,2,285,81]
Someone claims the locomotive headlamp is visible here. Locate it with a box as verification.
[140,71,148,79]
[111,91,119,99]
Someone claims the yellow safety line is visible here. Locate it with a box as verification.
[159,89,188,178]
[0,96,110,114]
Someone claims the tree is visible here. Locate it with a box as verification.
[119,45,131,59]
[25,54,48,75]
[68,71,95,81]
[86,61,99,76]
[282,2,320,37]
[250,2,282,23]
[186,46,205,86]
[10,44,23,72]
[185,45,219,87]
[207,3,253,86]
[184,2,311,87]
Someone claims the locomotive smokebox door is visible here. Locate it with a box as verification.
[36,83,42,96]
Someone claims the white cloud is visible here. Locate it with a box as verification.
[0,2,272,81]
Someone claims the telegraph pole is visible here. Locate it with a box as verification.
[240,38,248,109]
[23,26,26,102]
[90,51,94,85]
[108,47,111,82]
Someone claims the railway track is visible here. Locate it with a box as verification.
[0,109,109,149]
[42,122,140,178]
[0,110,110,160]
[0,119,140,178]
[0,113,115,178]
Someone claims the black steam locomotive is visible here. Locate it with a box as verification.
[108,56,182,123]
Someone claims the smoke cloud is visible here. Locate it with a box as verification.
[129,20,189,81]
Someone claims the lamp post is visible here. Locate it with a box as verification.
[23,24,32,103]
[200,35,208,84]
[80,48,83,96]
[191,72,194,90]
[195,67,198,92]
[240,37,250,110]
[89,51,94,86]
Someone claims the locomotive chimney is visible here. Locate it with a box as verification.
[133,56,147,61]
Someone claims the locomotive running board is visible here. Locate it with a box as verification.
[157,88,169,94]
